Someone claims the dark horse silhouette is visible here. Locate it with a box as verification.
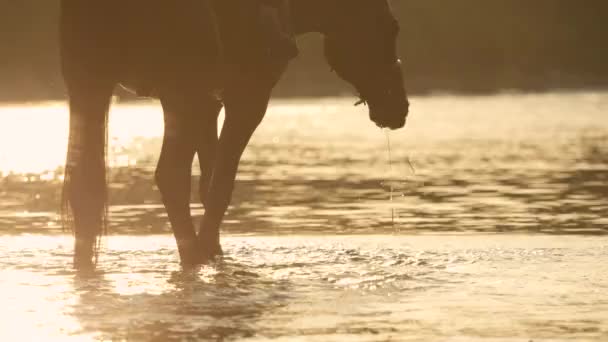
[61,0,409,269]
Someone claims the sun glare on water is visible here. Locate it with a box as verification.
[0,102,165,175]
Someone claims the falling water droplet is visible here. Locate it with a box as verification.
[384,129,396,229]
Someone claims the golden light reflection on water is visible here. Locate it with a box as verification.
[0,99,332,175]
[0,101,165,174]
[1,94,607,340]
[0,103,68,174]
[0,235,607,341]
[1,93,608,236]
[0,270,86,341]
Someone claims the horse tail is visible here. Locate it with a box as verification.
[61,93,111,265]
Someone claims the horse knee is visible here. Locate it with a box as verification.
[154,165,173,199]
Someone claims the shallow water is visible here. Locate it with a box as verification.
[1,234,607,341]
[0,92,607,340]
[1,92,607,235]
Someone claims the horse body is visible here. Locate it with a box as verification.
[61,0,409,269]
[60,0,221,95]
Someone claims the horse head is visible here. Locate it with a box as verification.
[322,0,409,130]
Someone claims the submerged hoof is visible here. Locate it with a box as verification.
[73,257,95,271]
[73,238,96,271]
[204,244,224,261]
[196,243,223,264]
[176,239,200,267]
[196,228,223,263]
[176,237,223,267]
[194,239,223,265]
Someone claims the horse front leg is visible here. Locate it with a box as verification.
[195,100,223,208]
[197,88,272,260]
[156,95,201,266]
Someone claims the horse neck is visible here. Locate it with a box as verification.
[291,0,341,36]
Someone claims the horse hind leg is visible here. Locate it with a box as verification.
[63,80,114,270]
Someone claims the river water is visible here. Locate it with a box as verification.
[0,92,607,341]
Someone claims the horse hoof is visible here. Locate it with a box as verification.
[73,238,96,270]
[176,239,199,266]
[196,243,224,264]
[73,256,95,271]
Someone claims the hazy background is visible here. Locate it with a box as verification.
[1,0,607,102]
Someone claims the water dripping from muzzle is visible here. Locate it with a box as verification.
[382,129,416,230]
[384,129,396,229]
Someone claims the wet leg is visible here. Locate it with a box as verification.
[156,95,201,266]
[64,81,114,270]
[195,100,223,208]
[197,88,272,260]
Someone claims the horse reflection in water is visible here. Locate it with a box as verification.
[72,263,290,340]
[61,0,410,269]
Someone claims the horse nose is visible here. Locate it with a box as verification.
[394,102,409,129]
[388,100,409,129]
[377,114,406,130]
[393,115,407,129]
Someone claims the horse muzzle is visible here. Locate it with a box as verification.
[369,97,409,130]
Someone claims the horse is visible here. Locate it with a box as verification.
[61,0,409,269]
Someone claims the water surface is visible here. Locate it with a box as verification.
[1,234,607,341]
[1,92,607,235]
[0,92,607,340]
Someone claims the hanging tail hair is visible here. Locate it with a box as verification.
[61,95,111,267]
